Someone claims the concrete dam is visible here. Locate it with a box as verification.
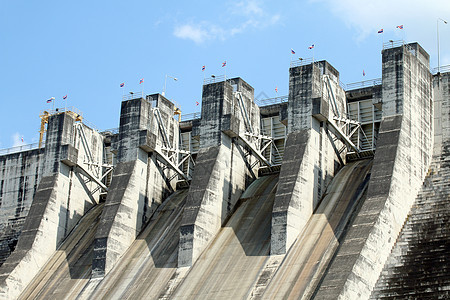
[0,41,448,299]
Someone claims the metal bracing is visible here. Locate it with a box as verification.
[152,107,192,182]
[73,123,114,194]
[233,91,274,168]
[322,75,361,156]
[324,75,341,118]
[235,92,254,134]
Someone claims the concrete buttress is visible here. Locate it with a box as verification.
[313,42,433,299]
[0,113,104,300]
[92,95,177,278]
[271,61,345,255]
[178,78,260,267]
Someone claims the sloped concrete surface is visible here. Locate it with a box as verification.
[262,159,372,299]
[172,174,278,299]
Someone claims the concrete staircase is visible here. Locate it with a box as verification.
[370,142,450,299]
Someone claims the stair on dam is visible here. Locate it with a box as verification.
[370,143,450,299]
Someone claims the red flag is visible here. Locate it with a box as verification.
[196,101,199,106]
[275,86,278,93]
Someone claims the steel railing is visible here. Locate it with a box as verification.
[345,78,382,90]
[180,112,201,122]
[290,57,316,68]
[203,75,228,85]
[382,40,405,50]
[0,143,43,156]
[255,95,288,107]
[432,65,450,74]
[122,91,144,101]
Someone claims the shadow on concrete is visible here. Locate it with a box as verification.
[224,174,278,257]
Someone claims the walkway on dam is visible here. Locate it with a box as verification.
[17,159,373,299]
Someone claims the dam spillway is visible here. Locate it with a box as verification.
[0,41,449,299]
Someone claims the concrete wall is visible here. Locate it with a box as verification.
[92,95,177,278]
[0,149,44,265]
[0,112,105,300]
[271,61,344,255]
[178,78,260,267]
[313,42,433,299]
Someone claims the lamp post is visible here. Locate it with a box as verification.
[163,74,178,96]
[437,18,448,73]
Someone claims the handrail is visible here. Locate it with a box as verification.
[382,40,405,50]
[180,112,201,122]
[0,143,43,156]
[122,91,144,101]
[203,75,227,85]
[101,128,120,135]
[255,95,288,107]
[345,78,382,91]
[290,57,315,68]
[432,65,450,74]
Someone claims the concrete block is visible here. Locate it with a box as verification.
[60,144,78,167]
[138,130,157,153]
[221,114,240,138]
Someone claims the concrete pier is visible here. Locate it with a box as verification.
[178,78,260,267]
[313,43,433,299]
[92,95,178,278]
[0,112,105,300]
[271,61,345,255]
[0,41,447,299]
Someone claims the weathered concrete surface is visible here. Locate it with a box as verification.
[17,203,104,299]
[179,78,260,267]
[271,61,344,255]
[261,159,372,299]
[0,149,44,265]
[173,175,278,299]
[369,71,450,299]
[313,43,433,299]
[92,95,176,278]
[0,113,104,300]
[16,189,188,300]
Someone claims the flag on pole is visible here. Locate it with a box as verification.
[396,25,403,29]
[275,86,278,93]
[196,101,199,106]
[21,136,24,142]
[378,29,384,33]
[139,78,144,84]
[291,48,295,54]
[363,70,366,76]
[47,97,55,103]
[63,95,67,100]
[308,44,315,49]
[202,65,206,71]
[120,83,125,87]
[222,61,227,67]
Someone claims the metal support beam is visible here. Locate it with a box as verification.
[324,75,341,118]
[326,120,360,154]
[75,164,109,192]
[154,148,189,181]
[153,108,170,148]
[237,134,272,168]
[235,92,254,134]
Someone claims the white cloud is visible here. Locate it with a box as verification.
[173,0,281,43]
[12,133,24,147]
[174,24,211,44]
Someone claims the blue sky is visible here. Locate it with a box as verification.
[1,0,449,148]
